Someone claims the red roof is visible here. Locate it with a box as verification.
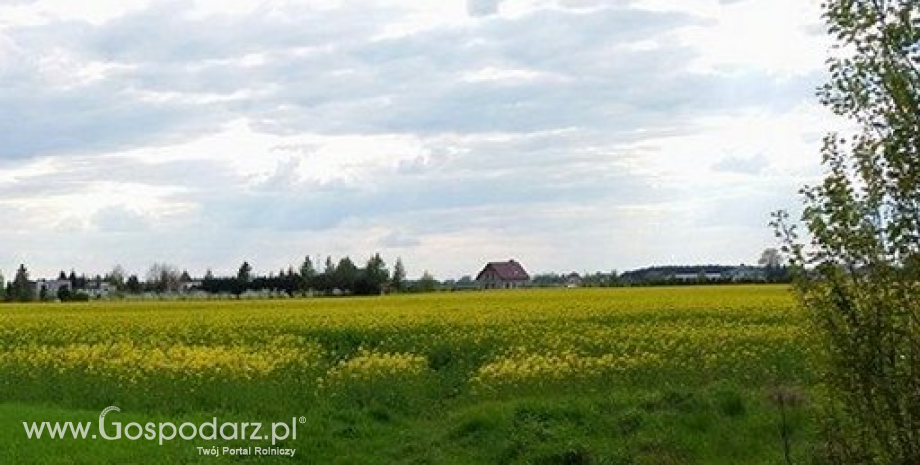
[476,260,530,281]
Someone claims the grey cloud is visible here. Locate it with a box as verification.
[1,2,808,161]
[713,154,769,175]
[0,156,240,200]
[0,89,222,160]
[197,147,674,233]
[0,2,395,159]
[467,0,503,17]
[0,2,821,276]
[78,2,393,64]
[379,231,421,248]
[91,206,149,232]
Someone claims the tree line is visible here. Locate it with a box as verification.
[1,253,414,302]
[199,254,407,297]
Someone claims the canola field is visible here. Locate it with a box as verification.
[0,286,816,464]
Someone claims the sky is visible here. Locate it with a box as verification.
[0,0,833,280]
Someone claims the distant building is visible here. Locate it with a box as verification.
[33,279,72,298]
[84,281,112,298]
[565,273,583,288]
[476,260,530,289]
[672,271,724,282]
[726,266,767,282]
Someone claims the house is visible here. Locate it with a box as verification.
[725,266,766,282]
[565,273,583,288]
[476,260,530,289]
[33,279,72,299]
[180,280,203,293]
[84,281,112,298]
[672,271,724,282]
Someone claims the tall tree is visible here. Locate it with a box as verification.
[323,256,336,276]
[357,253,389,295]
[0,270,5,300]
[416,271,438,293]
[125,275,142,294]
[237,261,252,283]
[391,257,406,292]
[107,265,126,290]
[757,248,785,282]
[758,248,782,269]
[317,256,336,293]
[146,263,181,293]
[334,257,358,292]
[11,264,34,302]
[299,256,316,292]
[775,1,920,463]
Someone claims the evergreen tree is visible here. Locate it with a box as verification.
[237,261,252,283]
[334,257,358,293]
[357,253,389,295]
[299,256,316,292]
[391,257,407,292]
[125,275,142,294]
[11,264,34,302]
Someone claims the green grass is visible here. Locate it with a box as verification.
[0,286,818,463]
[1,386,816,464]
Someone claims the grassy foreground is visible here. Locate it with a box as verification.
[0,286,817,464]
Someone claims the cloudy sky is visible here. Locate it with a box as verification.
[0,0,832,280]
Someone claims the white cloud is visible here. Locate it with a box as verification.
[0,0,153,26]
[0,0,834,278]
[666,0,828,77]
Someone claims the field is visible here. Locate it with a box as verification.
[0,286,818,464]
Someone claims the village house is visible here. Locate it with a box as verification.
[476,260,531,289]
[84,280,113,298]
[33,279,72,298]
[725,265,767,282]
[672,271,725,282]
[565,273,583,288]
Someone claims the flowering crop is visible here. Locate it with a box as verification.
[0,286,811,411]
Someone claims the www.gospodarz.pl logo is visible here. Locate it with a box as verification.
[24,405,303,446]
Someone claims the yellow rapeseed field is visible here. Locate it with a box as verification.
[0,286,812,409]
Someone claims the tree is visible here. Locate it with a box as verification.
[125,275,142,294]
[299,256,316,292]
[774,2,920,463]
[0,270,4,300]
[106,265,126,290]
[312,257,336,294]
[758,248,782,268]
[758,248,786,282]
[10,264,34,302]
[416,271,438,293]
[334,257,358,293]
[237,261,252,284]
[391,257,407,292]
[146,263,181,293]
[356,253,389,295]
[56,286,72,302]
